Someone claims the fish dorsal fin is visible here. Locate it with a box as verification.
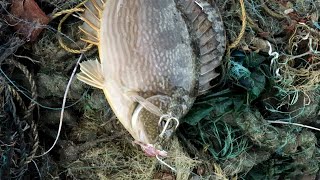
[79,0,106,45]
[77,59,105,89]
[177,0,226,95]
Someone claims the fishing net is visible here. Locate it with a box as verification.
[1,0,320,179]
[179,0,320,178]
[0,54,43,179]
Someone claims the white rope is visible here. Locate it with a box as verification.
[267,41,280,77]
[268,120,320,132]
[195,1,204,10]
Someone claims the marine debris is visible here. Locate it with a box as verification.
[0,0,319,179]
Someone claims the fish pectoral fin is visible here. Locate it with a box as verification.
[77,59,105,89]
[128,93,163,117]
[126,92,172,118]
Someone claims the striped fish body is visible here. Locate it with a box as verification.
[101,0,196,92]
[78,0,225,155]
[101,0,197,144]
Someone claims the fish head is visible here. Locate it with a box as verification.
[131,95,179,157]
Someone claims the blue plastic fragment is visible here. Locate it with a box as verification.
[314,22,320,30]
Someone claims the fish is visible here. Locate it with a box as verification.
[77,0,226,157]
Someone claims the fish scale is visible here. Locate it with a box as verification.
[100,0,195,96]
[77,0,226,156]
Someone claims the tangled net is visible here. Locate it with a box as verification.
[0,58,40,179]
[1,0,320,179]
[272,23,320,105]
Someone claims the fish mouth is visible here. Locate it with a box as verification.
[132,103,179,149]
[130,94,180,157]
[133,141,167,157]
[136,128,169,157]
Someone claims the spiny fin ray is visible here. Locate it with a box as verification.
[77,59,104,89]
[176,0,226,96]
[79,0,106,45]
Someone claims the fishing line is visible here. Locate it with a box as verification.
[156,155,177,173]
[34,54,83,158]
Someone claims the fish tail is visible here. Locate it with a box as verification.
[77,59,105,89]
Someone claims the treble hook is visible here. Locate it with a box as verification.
[158,114,179,138]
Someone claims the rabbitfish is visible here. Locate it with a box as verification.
[77,0,226,156]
